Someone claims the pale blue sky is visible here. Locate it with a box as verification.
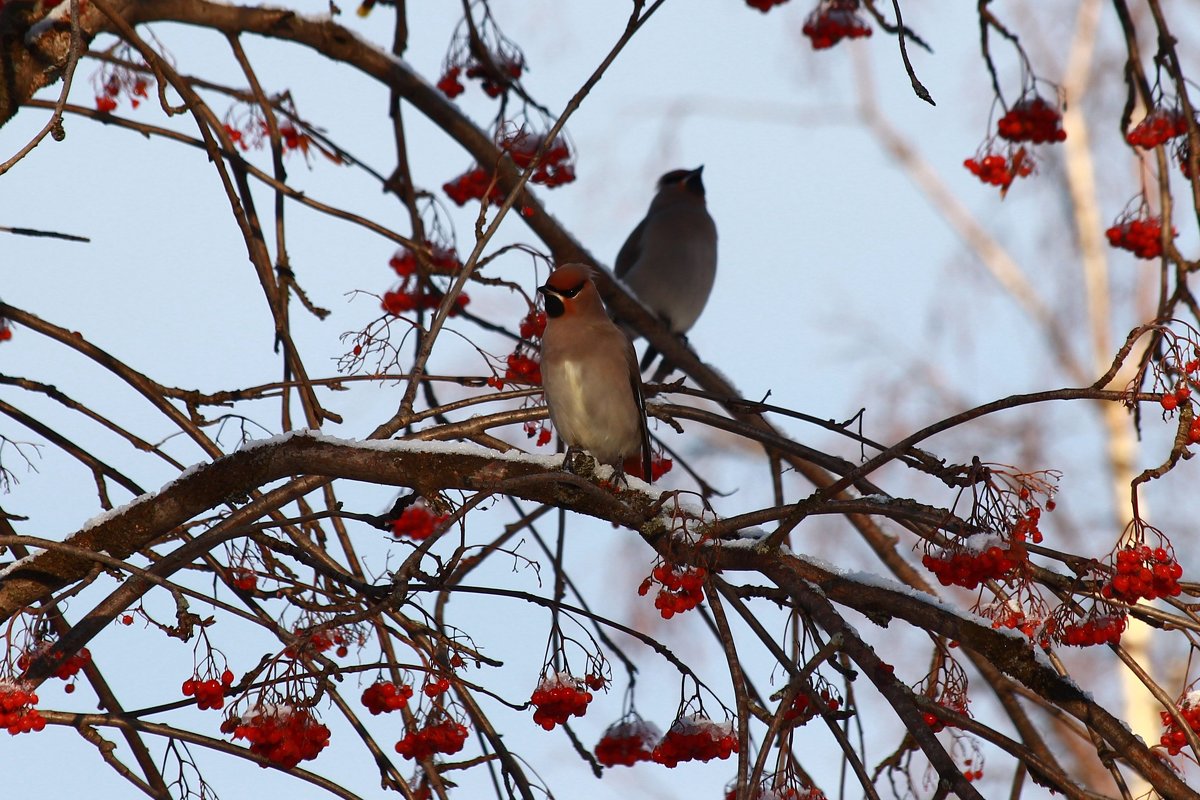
[3,2,1198,798]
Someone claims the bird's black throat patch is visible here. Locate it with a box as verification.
[542,292,565,317]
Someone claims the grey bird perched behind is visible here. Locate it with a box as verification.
[615,166,718,374]
[538,263,652,482]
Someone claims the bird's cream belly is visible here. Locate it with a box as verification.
[544,361,640,465]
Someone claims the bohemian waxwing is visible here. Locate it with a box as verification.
[615,166,718,371]
[537,263,652,481]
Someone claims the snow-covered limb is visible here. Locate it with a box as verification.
[0,432,664,622]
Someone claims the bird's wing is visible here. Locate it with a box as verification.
[614,217,646,279]
[625,337,653,483]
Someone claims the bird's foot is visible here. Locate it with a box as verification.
[561,448,597,477]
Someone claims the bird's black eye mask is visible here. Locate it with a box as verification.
[538,281,584,318]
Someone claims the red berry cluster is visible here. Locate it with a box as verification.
[361,680,414,715]
[745,0,790,11]
[1126,108,1190,149]
[1105,213,1176,260]
[963,147,1034,191]
[58,647,90,680]
[94,70,149,113]
[423,676,451,697]
[726,784,826,800]
[436,68,467,99]
[593,718,660,767]
[501,132,577,187]
[519,310,547,341]
[222,123,248,150]
[1179,140,1195,179]
[390,504,451,541]
[276,123,311,155]
[443,166,505,206]
[802,1,872,50]
[621,454,674,483]
[182,669,234,710]
[530,672,593,731]
[389,246,462,277]
[651,715,738,768]
[493,352,542,388]
[381,247,470,318]
[922,711,945,732]
[638,564,707,619]
[997,96,1067,143]
[380,286,469,316]
[986,605,1050,645]
[489,311,548,390]
[922,538,1025,590]
[783,686,841,726]
[286,628,351,659]
[224,706,331,769]
[393,718,470,760]
[18,645,91,683]
[1187,416,1200,447]
[437,54,523,100]
[221,117,315,157]
[230,567,257,592]
[1160,692,1200,756]
[1010,505,1045,545]
[1057,613,1126,647]
[1160,383,1192,411]
[0,321,12,342]
[0,683,46,735]
[1102,544,1183,603]
[523,420,553,447]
